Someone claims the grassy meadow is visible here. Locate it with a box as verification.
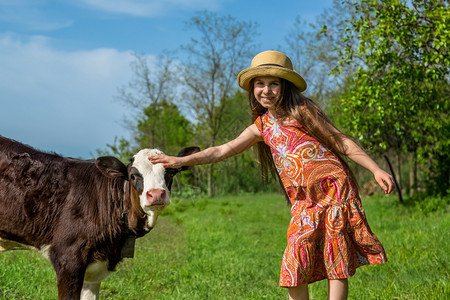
[0,193,448,299]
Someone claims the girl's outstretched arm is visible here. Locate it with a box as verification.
[341,137,394,194]
[149,124,263,168]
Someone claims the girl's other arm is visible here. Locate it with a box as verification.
[342,137,394,194]
[149,124,263,168]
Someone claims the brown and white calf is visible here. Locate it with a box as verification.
[0,135,199,299]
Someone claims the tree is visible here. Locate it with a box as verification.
[95,136,135,164]
[284,0,357,110]
[336,0,449,196]
[209,90,278,195]
[116,52,178,149]
[179,11,259,197]
[136,100,193,156]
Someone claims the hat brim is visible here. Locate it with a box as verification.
[237,66,307,92]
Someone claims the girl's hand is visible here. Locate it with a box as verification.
[373,169,394,194]
[149,154,184,169]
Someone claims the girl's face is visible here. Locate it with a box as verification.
[253,76,282,113]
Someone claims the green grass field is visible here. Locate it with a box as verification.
[0,193,448,299]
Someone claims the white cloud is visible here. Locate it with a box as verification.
[76,0,225,16]
[0,33,147,158]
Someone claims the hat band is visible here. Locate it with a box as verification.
[257,63,284,67]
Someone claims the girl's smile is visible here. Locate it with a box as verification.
[253,76,282,112]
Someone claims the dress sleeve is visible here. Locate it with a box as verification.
[254,115,263,135]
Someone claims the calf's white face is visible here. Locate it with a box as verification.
[96,146,199,231]
[130,149,170,228]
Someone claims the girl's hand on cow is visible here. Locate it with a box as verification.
[373,168,394,194]
[149,154,184,169]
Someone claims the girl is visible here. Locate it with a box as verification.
[150,50,393,300]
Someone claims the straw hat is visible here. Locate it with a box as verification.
[237,50,307,92]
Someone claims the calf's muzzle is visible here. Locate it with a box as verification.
[146,189,167,207]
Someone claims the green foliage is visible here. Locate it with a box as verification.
[180,11,259,196]
[96,4,449,197]
[95,136,135,163]
[207,91,279,195]
[335,0,449,195]
[408,192,450,214]
[95,101,194,163]
[1,194,449,299]
[136,100,193,156]
[184,90,280,196]
[284,1,356,109]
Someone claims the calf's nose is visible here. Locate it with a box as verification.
[146,189,167,206]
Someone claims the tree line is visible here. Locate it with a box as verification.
[97,0,449,199]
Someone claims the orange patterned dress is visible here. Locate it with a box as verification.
[254,112,386,286]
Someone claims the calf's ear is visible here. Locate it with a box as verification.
[175,146,201,172]
[176,146,200,157]
[96,156,128,179]
[165,146,201,175]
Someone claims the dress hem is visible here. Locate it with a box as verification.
[278,259,386,287]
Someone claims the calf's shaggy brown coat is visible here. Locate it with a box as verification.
[0,135,198,299]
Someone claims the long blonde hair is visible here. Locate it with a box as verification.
[249,78,357,193]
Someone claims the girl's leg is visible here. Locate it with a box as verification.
[288,284,309,300]
[327,279,348,300]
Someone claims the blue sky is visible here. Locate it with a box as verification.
[0,0,332,158]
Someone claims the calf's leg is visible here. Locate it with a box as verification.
[80,260,111,300]
[55,265,86,300]
[51,246,88,300]
[81,282,101,300]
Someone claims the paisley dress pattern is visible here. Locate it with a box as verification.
[254,112,386,286]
